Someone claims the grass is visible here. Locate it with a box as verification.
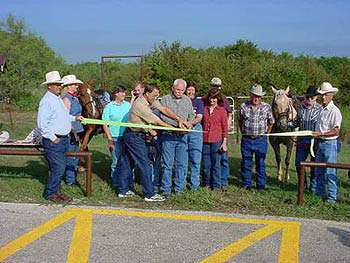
[1,110,350,222]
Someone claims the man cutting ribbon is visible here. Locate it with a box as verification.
[117,84,190,202]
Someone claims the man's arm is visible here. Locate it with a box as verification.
[192,114,203,126]
[158,106,190,128]
[313,127,340,138]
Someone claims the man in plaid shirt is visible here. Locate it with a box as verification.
[295,86,322,192]
[239,84,274,190]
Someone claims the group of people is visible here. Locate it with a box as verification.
[37,70,343,204]
[102,78,232,201]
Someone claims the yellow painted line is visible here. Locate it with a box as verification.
[0,208,301,263]
[201,224,282,263]
[67,211,93,263]
[0,210,75,262]
[278,222,301,263]
[72,208,291,226]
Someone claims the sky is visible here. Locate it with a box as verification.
[1,0,350,64]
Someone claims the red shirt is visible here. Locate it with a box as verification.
[202,105,228,143]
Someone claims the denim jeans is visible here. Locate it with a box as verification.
[122,130,154,198]
[113,137,133,195]
[161,132,188,194]
[184,124,203,190]
[202,141,222,189]
[315,139,338,201]
[64,136,79,184]
[147,136,163,191]
[220,151,230,187]
[110,137,123,187]
[42,136,69,198]
[240,136,268,189]
[295,137,316,192]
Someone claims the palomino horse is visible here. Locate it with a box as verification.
[78,80,104,152]
[269,86,298,182]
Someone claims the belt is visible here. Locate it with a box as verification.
[55,134,69,138]
[243,135,263,139]
[126,128,147,136]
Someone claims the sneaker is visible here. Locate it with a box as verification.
[118,190,136,198]
[144,194,165,202]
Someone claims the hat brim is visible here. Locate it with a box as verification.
[304,92,319,97]
[317,88,338,94]
[62,80,83,86]
[251,91,265,97]
[41,80,64,86]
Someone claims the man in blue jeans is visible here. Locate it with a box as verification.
[313,82,342,203]
[37,71,83,203]
[239,85,274,190]
[295,86,322,192]
[160,79,194,196]
[120,85,187,201]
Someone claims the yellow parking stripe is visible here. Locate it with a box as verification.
[0,208,300,262]
[279,222,301,263]
[67,211,93,263]
[0,210,75,262]
[201,224,282,263]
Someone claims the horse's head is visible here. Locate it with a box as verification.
[78,82,100,119]
[271,86,297,130]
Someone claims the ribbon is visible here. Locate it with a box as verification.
[81,118,202,133]
[82,118,316,156]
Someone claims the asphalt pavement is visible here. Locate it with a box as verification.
[0,202,349,263]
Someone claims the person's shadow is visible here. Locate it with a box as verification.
[0,159,48,186]
[328,227,350,248]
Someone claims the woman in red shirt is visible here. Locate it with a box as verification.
[202,88,228,190]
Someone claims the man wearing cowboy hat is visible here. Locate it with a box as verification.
[61,75,84,186]
[239,84,274,190]
[313,82,342,203]
[37,71,84,203]
[295,86,322,192]
[208,77,233,189]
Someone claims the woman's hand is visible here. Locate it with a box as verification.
[108,139,115,150]
[220,141,228,152]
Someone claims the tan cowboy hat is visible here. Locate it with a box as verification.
[61,75,83,86]
[41,71,63,85]
[317,82,338,94]
[250,84,265,96]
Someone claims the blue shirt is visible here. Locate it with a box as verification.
[191,98,204,115]
[102,101,131,138]
[63,93,84,133]
[37,91,75,141]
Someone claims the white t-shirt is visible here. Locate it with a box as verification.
[315,101,342,140]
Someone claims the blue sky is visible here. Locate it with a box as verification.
[1,0,349,63]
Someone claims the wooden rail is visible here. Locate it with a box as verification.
[298,161,350,205]
[0,146,92,197]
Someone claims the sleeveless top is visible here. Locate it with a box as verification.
[64,93,84,133]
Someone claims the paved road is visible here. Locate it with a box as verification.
[0,202,349,263]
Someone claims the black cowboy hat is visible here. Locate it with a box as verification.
[304,85,319,97]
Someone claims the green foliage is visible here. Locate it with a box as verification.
[0,14,65,109]
[1,15,350,108]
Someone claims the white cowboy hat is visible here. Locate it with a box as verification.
[250,84,265,96]
[61,75,83,86]
[41,71,63,85]
[210,77,222,86]
[317,82,338,94]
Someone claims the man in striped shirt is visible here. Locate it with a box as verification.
[295,86,322,192]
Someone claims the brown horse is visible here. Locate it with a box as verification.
[269,86,298,182]
[78,80,104,152]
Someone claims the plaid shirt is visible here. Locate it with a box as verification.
[296,102,322,131]
[239,101,274,136]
